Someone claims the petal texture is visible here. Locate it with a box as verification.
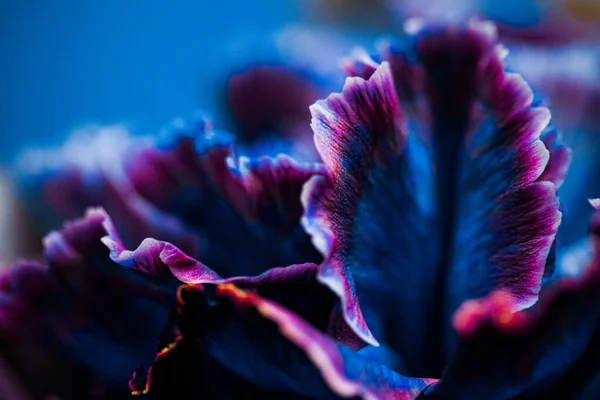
[424,203,600,399]
[17,121,323,279]
[16,127,200,258]
[0,209,174,399]
[132,282,435,399]
[123,121,324,277]
[303,21,564,375]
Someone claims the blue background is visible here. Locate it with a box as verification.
[0,0,547,164]
[0,0,305,163]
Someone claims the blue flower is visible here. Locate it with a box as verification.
[3,20,600,400]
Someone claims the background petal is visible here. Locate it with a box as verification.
[224,64,323,160]
[123,120,324,277]
[16,120,323,279]
[16,126,200,258]
[0,209,174,399]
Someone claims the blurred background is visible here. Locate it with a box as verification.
[1,0,600,261]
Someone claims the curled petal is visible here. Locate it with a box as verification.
[133,282,435,399]
[424,204,600,399]
[101,211,219,284]
[17,121,323,279]
[510,45,600,247]
[105,220,364,350]
[0,209,174,398]
[303,21,564,375]
[124,122,323,277]
[538,129,571,190]
[16,127,200,258]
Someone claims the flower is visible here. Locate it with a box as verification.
[3,19,600,400]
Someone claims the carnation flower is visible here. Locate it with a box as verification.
[4,20,600,400]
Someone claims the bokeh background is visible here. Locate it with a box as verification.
[1,0,599,261]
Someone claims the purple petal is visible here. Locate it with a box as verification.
[303,21,563,375]
[538,129,571,190]
[225,65,323,161]
[16,127,200,258]
[0,209,174,398]
[423,203,600,399]
[133,282,436,399]
[123,123,323,277]
[510,45,600,247]
[101,213,219,284]
[18,122,323,279]
[105,223,365,351]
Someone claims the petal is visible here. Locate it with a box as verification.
[423,203,600,399]
[15,126,200,258]
[104,222,365,351]
[17,121,323,279]
[123,122,323,277]
[225,64,322,160]
[537,129,571,190]
[510,45,600,247]
[133,282,435,399]
[102,221,219,285]
[303,21,563,375]
[537,128,571,281]
[0,209,174,398]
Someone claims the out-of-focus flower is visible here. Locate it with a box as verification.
[223,64,324,160]
[0,209,175,399]
[220,22,376,161]
[0,171,40,264]
[303,0,395,31]
[3,19,600,400]
[314,0,600,44]
[492,0,600,44]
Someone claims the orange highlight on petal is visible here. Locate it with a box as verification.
[217,283,251,300]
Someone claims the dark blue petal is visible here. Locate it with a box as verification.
[124,124,324,277]
[423,204,600,400]
[15,127,200,258]
[303,21,564,376]
[16,122,324,279]
[104,226,366,352]
[133,282,435,399]
[0,209,174,398]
